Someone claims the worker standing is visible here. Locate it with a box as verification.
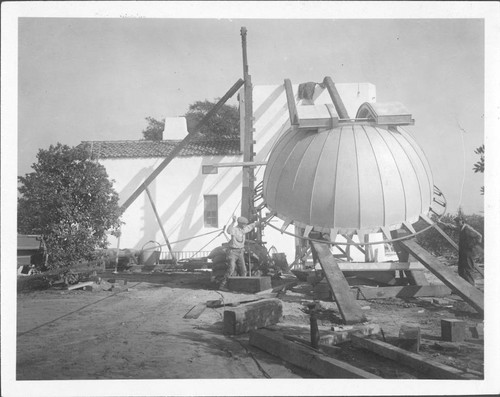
[440,216,483,285]
[219,215,259,291]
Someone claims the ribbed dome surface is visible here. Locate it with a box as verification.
[263,124,434,233]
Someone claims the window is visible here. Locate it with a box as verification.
[202,165,218,175]
[204,195,218,227]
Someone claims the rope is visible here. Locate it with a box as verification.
[140,228,224,251]
[188,229,226,260]
[264,219,440,247]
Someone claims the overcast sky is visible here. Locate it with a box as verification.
[13,7,490,217]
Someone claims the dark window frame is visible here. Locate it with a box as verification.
[203,195,218,228]
[202,165,218,175]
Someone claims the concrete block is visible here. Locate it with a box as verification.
[84,283,103,292]
[227,276,272,293]
[99,280,113,291]
[223,298,282,335]
[468,323,484,339]
[441,319,466,342]
[398,325,421,353]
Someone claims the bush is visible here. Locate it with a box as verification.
[18,143,122,269]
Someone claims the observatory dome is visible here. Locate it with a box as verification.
[262,124,434,234]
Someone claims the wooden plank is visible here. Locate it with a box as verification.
[284,79,298,125]
[405,270,429,286]
[311,241,367,324]
[432,224,459,251]
[337,262,425,271]
[250,329,380,379]
[323,76,350,119]
[145,187,176,264]
[120,78,244,211]
[400,239,484,315]
[183,303,207,319]
[350,334,465,379]
[66,281,94,291]
[352,284,452,300]
[223,299,282,335]
[314,283,451,300]
[210,161,268,168]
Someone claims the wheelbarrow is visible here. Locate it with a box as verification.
[139,241,162,269]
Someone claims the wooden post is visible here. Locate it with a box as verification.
[399,238,484,315]
[323,76,350,119]
[311,237,367,324]
[120,78,244,211]
[284,79,299,125]
[113,233,121,274]
[145,187,176,264]
[240,27,258,240]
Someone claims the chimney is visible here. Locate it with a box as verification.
[163,117,189,140]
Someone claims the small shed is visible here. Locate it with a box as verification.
[17,234,46,268]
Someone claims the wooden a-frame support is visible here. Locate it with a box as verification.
[399,237,484,315]
[115,78,245,258]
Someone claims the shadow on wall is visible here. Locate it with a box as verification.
[123,158,242,252]
[117,165,156,206]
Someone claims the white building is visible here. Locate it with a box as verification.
[84,81,383,263]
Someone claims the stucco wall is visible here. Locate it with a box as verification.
[102,155,243,255]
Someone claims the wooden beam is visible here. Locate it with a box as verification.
[337,262,425,272]
[399,239,484,315]
[145,187,176,263]
[344,235,366,255]
[209,161,268,168]
[183,303,207,319]
[352,284,452,300]
[323,76,350,119]
[284,79,299,125]
[311,241,367,324]
[223,299,282,335]
[250,329,381,378]
[350,334,466,379]
[120,78,245,211]
[432,224,459,251]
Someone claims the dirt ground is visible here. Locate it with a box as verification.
[16,267,484,380]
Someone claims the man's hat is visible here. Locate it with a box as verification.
[237,216,249,225]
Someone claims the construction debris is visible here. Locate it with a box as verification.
[350,333,467,379]
[249,328,381,379]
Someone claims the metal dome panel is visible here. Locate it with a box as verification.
[263,124,434,234]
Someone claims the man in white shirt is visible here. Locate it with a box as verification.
[219,215,259,291]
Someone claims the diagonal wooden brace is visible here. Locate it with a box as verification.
[399,239,484,315]
[311,240,367,324]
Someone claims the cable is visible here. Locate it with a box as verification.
[265,218,441,247]
[188,229,226,259]
[456,120,467,208]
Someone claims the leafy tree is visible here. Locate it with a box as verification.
[18,143,122,269]
[141,100,239,140]
[185,100,239,137]
[415,209,484,260]
[473,144,484,195]
[141,116,165,141]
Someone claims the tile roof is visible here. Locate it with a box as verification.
[80,138,241,159]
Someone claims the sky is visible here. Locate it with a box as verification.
[14,14,487,216]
